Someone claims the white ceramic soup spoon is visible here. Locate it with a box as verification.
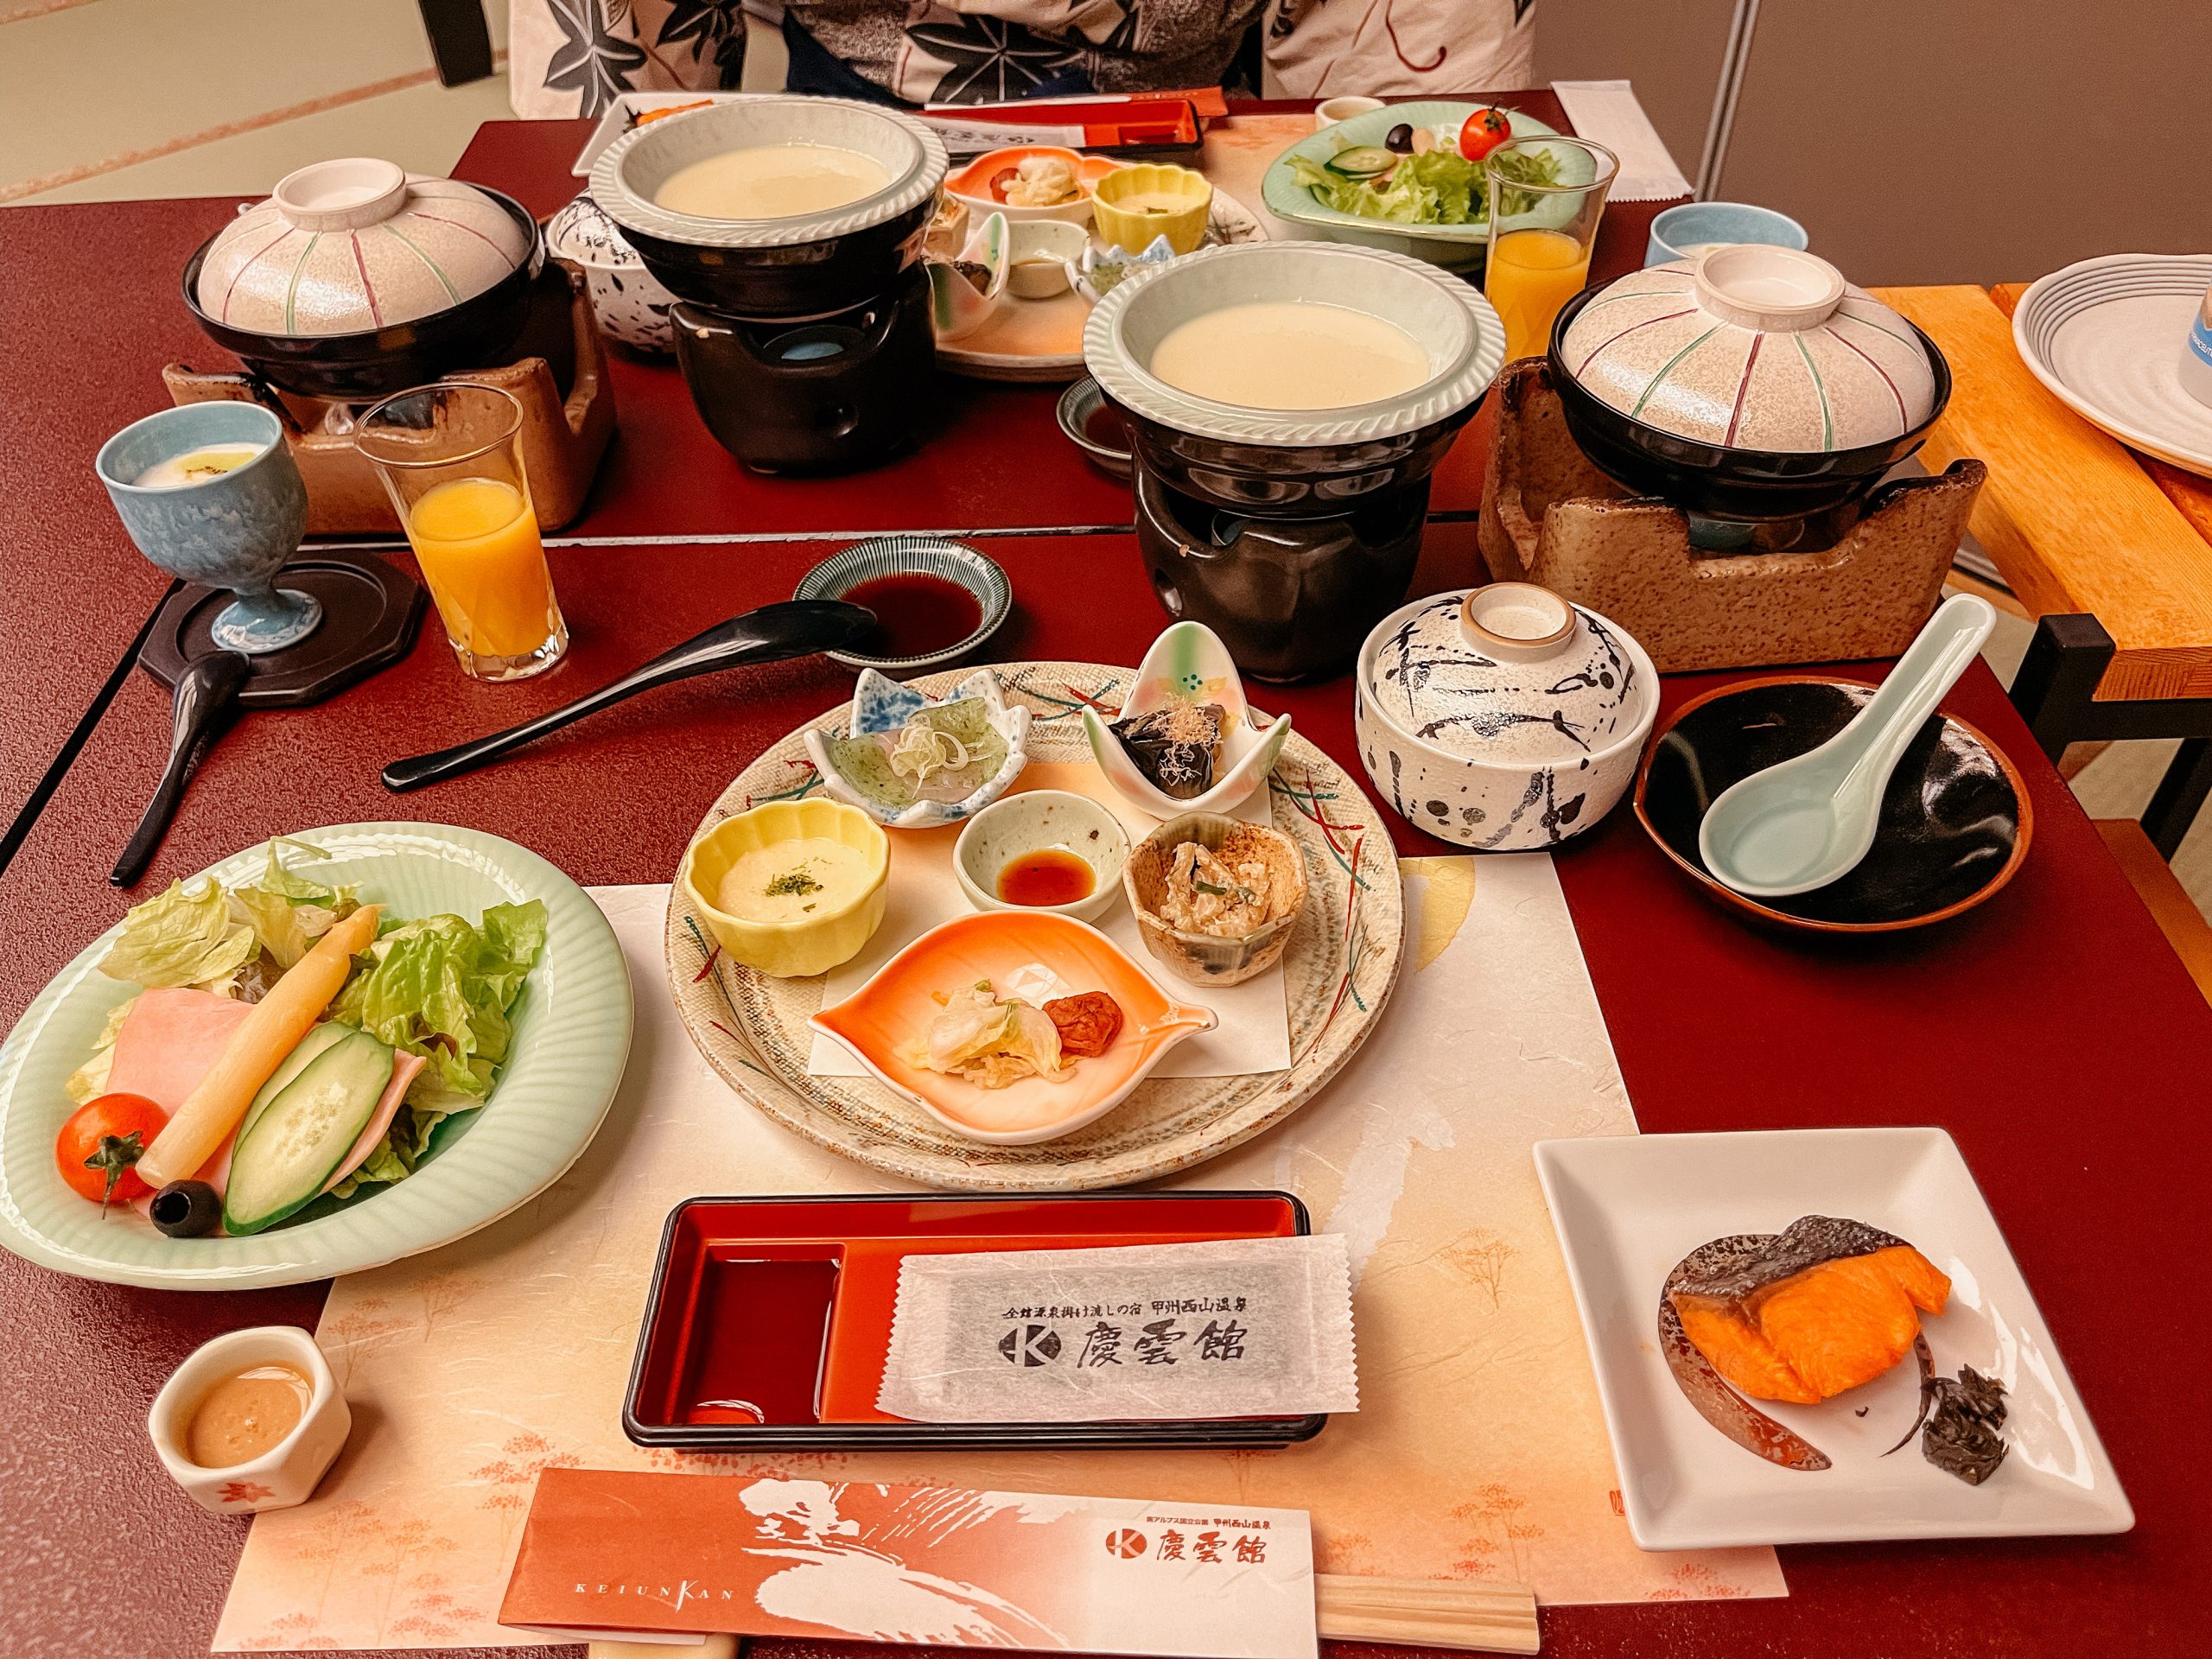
[1697,594,1998,898]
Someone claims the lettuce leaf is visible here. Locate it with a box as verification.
[96,838,362,990]
[229,839,359,969]
[1291,143,1562,226]
[66,995,138,1104]
[98,879,258,989]
[322,898,544,1200]
[329,898,548,1103]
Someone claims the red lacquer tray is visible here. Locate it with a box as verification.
[624,1190,1325,1449]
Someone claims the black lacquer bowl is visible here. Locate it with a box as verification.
[1634,677,2031,932]
[1548,288,1954,524]
[180,189,542,401]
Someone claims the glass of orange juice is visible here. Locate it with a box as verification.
[1484,137,1619,364]
[354,384,568,682]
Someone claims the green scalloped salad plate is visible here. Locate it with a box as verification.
[0,823,632,1290]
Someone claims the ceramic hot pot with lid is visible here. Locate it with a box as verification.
[1355,582,1660,849]
[181,157,543,401]
[590,95,948,320]
[1083,242,1505,680]
[1548,244,1952,530]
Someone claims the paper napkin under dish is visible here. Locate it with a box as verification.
[1551,79,1694,201]
[806,761,1290,1080]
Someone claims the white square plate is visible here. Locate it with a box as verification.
[1533,1128,2133,1549]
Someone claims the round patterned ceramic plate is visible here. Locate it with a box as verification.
[0,823,632,1290]
[664,661,1405,1191]
[937,188,1267,384]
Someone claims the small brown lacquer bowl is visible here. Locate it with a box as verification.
[1634,677,2031,933]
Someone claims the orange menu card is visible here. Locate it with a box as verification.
[501,1469,1318,1656]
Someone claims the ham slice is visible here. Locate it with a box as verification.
[106,988,255,1116]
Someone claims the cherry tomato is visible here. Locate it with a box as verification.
[55,1093,168,1207]
[1459,107,1512,161]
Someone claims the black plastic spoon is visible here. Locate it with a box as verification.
[111,650,251,887]
[380,600,876,792]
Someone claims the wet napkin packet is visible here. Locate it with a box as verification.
[501,1467,1318,1658]
[879,1235,1358,1422]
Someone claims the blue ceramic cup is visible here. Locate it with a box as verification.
[1645,202,1808,269]
[96,402,321,652]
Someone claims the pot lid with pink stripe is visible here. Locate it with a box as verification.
[1558,245,1936,454]
[193,158,534,338]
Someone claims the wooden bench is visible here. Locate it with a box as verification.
[1878,282,2212,858]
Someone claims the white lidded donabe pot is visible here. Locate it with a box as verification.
[1355,583,1660,849]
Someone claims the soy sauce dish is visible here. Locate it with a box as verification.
[953,791,1130,925]
[1635,677,2031,932]
[794,535,1012,673]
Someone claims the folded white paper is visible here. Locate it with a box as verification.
[1552,79,1693,201]
[879,1236,1359,1422]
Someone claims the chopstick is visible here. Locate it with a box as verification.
[579,1579,1540,1659]
[1317,1573,1541,1655]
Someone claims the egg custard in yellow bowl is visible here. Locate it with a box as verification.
[1091,162,1212,256]
[678,799,888,978]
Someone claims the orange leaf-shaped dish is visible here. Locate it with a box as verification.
[809,911,1217,1145]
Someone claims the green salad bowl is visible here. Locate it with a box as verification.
[1259,99,1567,270]
[0,823,632,1289]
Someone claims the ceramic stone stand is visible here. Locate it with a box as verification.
[163,264,614,537]
[1478,359,1986,675]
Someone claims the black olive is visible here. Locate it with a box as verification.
[1384,123,1415,154]
[150,1179,221,1238]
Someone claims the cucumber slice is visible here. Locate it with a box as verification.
[223,1029,395,1236]
[238,1021,354,1140]
[1324,146,1396,178]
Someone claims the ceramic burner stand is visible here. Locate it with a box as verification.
[1132,458,1431,683]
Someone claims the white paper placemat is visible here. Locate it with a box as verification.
[212,861,1783,1652]
[1552,79,1693,201]
[807,760,1289,1080]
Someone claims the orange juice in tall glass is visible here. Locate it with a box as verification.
[1488,229,1595,362]
[355,385,568,681]
[1484,137,1619,363]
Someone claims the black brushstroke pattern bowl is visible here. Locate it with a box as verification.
[1634,677,2031,931]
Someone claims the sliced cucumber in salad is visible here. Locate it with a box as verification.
[1323,145,1398,179]
[224,1028,394,1236]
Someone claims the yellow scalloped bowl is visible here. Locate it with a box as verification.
[1092,162,1213,256]
[678,799,888,979]
[810,910,1217,1144]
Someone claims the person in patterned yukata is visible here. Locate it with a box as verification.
[510,2,1535,118]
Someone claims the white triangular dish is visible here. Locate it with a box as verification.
[1082,621,1292,817]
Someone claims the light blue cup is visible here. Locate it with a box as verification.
[1645,201,1808,269]
[95,402,321,652]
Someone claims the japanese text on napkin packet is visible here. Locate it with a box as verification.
[500,1468,1318,1659]
[878,1235,1358,1421]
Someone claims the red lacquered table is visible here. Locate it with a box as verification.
[3,100,2208,1659]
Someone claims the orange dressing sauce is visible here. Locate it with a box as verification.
[997,848,1096,908]
[186,1363,312,1468]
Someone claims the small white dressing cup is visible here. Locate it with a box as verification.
[1313,96,1385,131]
[149,1325,351,1514]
